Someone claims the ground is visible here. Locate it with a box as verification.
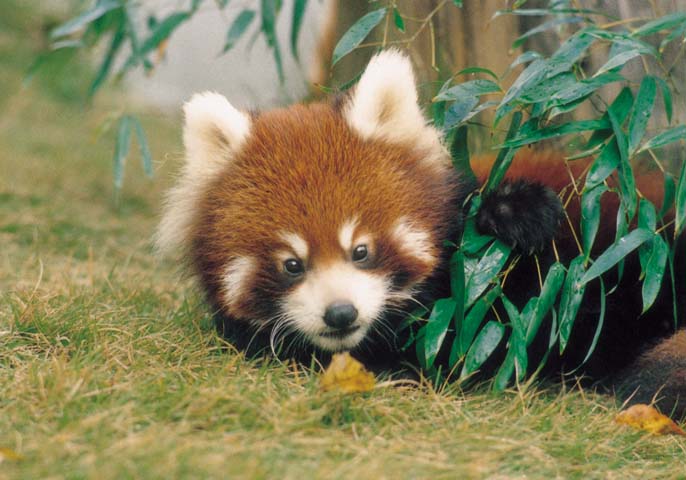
[1,3,686,479]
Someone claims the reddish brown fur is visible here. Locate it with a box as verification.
[190,102,462,322]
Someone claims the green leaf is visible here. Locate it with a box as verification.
[332,8,386,66]
[485,111,522,192]
[423,298,458,369]
[628,76,657,154]
[130,117,153,178]
[519,72,577,104]
[525,263,566,345]
[659,22,686,53]
[584,139,619,190]
[661,173,676,219]
[434,79,501,102]
[558,256,586,353]
[504,51,542,75]
[465,241,511,307]
[453,66,499,81]
[547,72,624,108]
[51,0,121,39]
[581,228,654,284]
[594,49,642,76]
[512,16,584,49]
[223,10,256,53]
[577,278,606,367]
[452,0,463,6]
[449,126,476,184]
[443,96,479,130]
[113,115,133,191]
[393,7,405,32]
[261,0,284,82]
[641,235,668,313]
[460,321,505,379]
[581,184,607,258]
[656,77,673,124]
[290,0,307,60]
[496,296,528,387]
[502,118,609,149]
[88,19,125,98]
[676,159,686,235]
[608,100,636,219]
[637,125,686,153]
[453,286,501,362]
[632,12,686,37]
[140,12,190,56]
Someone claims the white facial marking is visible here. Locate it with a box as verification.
[283,262,389,351]
[221,256,255,309]
[392,217,435,264]
[155,92,251,256]
[279,232,309,259]
[338,217,359,252]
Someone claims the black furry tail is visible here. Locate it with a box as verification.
[613,330,686,419]
[476,180,564,254]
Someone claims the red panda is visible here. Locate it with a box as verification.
[156,50,685,417]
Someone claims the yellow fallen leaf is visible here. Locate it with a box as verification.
[0,447,24,462]
[615,404,686,435]
[320,352,376,393]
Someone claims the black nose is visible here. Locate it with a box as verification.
[323,302,358,329]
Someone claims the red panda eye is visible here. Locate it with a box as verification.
[283,258,304,276]
[352,245,368,262]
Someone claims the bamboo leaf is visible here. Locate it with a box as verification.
[581,184,608,258]
[393,7,405,32]
[632,12,686,37]
[585,139,619,190]
[628,76,657,154]
[261,0,284,82]
[454,66,499,81]
[113,115,133,190]
[51,0,121,39]
[465,241,511,307]
[460,321,505,379]
[130,116,153,178]
[656,77,673,124]
[434,79,501,102]
[558,256,586,353]
[512,16,584,49]
[452,286,501,362]
[223,10,256,53]
[525,263,566,345]
[290,0,307,60]
[642,235,668,313]
[676,159,686,235]
[637,125,686,153]
[423,298,457,369]
[581,229,654,284]
[332,8,386,66]
[485,111,522,192]
[443,96,479,130]
[88,19,125,98]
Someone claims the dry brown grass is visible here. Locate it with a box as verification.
[2,3,686,478]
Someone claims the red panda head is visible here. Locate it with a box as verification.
[157,50,466,354]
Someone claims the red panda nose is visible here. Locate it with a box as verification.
[323,302,358,329]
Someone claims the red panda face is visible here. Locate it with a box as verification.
[157,50,465,355]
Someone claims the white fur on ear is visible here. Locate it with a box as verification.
[343,50,448,166]
[155,92,251,256]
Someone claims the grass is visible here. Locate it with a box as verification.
[2,3,686,479]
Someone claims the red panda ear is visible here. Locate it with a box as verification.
[343,50,448,167]
[155,92,251,257]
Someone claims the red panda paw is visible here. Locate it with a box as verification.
[476,180,564,254]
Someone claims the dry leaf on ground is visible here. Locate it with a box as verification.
[615,404,686,435]
[0,447,24,463]
[320,352,376,393]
